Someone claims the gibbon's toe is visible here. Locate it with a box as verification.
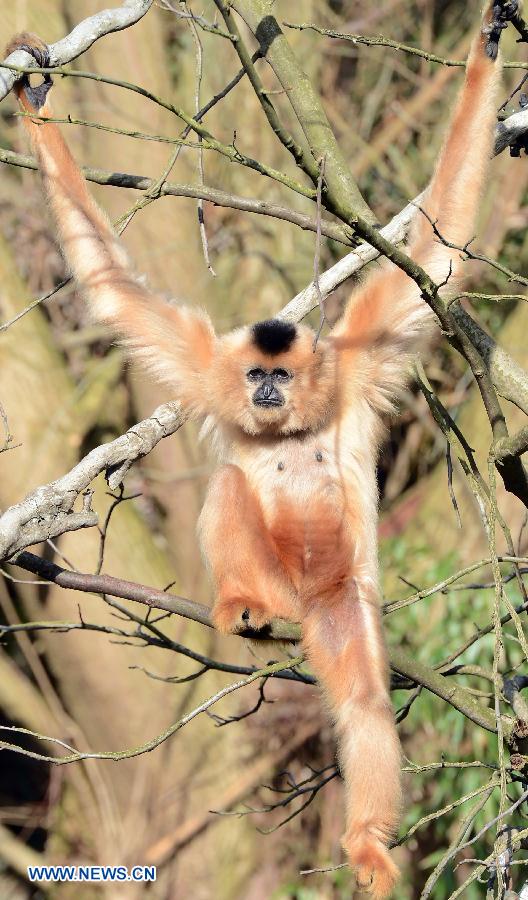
[212,597,272,635]
[346,838,399,899]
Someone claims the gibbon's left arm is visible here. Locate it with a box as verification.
[332,0,514,413]
[6,33,217,419]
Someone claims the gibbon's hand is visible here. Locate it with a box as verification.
[484,0,519,59]
[5,33,53,111]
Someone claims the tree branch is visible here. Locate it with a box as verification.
[0,656,304,765]
[213,0,321,187]
[12,551,295,640]
[283,22,471,68]
[0,0,154,102]
[452,304,528,418]
[0,148,354,247]
[283,22,528,72]
[496,107,528,154]
[10,551,508,738]
[1,62,316,200]
[229,0,377,225]
[0,403,184,560]
[283,22,528,157]
[279,194,422,321]
[494,425,528,461]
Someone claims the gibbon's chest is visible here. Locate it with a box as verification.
[232,430,344,512]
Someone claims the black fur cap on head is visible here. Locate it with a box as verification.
[252,319,297,356]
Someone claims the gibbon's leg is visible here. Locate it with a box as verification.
[6,33,216,415]
[331,0,515,410]
[199,465,298,633]
[300,569,400,897]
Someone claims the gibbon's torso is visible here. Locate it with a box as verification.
[212,395,381,591]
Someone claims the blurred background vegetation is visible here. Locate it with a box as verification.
[1,0,528,897]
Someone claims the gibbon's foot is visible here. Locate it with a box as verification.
[344,835,399,900]
[213,597,273,635]
[5,32,53,110]
[484,0,518,60]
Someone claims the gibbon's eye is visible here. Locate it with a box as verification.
[247,367,266,381]
[272,368,292,381]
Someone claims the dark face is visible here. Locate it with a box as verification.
[247,366,293,409]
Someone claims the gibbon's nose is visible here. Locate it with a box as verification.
[253,376,284,407]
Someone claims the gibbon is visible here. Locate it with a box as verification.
[6,3,514,895]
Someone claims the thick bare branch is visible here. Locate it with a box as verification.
[12,551,295,640]
[279,194,422,321]
[494,425,528,460]
[0,403,184,560]
[229,0,377,225]
[495,107,528,154]
[452,306,528,416]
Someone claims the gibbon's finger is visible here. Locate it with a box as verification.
[484,0,519,59]
[5,32,53,111]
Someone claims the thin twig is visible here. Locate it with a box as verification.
[2,62,315,200]
[283,22,528,70]
[184,1,216,275]
[312,154,327,350]
[0,657,304,765]
[157,2,236,40]
[446,441,462,528]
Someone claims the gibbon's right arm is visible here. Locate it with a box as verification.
[332,0,516,414]
[7,33,217,419]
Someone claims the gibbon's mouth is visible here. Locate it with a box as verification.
[254,398,284,409]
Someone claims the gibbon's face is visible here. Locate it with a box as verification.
[211,319,337,436]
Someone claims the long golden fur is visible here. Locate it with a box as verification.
[7,6,508,893]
